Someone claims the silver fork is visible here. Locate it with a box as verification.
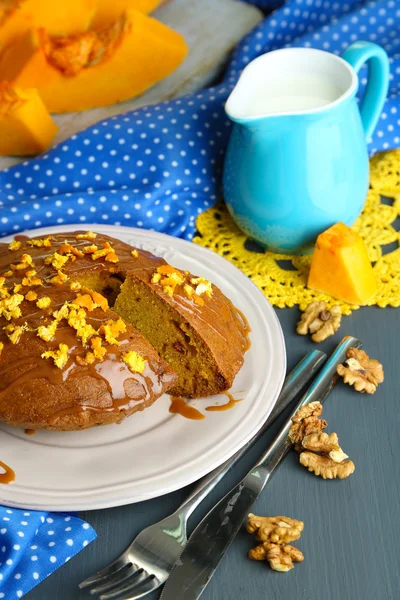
[79,350,325,600]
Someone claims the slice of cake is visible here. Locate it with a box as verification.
[114,265,249,398]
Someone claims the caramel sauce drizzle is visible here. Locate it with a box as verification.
[169,396,205,420]
[170,391,244,420]
[205,391,243,412]
[0,460,15,484]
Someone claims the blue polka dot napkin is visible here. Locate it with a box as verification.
[0,507,96,598]
[0,0,399,242]
[0,0,399,597]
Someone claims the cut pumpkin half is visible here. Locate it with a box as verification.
[0,9,188,113]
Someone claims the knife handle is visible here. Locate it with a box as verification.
[175,349,326,520]
[245,336,362,495]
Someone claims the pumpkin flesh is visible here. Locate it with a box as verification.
[0,0,96,50]
[0,9,188,113]
[91,0,162,29]
[307,222,378,306]
[0,82,57,155]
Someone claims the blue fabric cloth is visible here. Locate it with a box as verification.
[0,0,399,242]
[0,0,399,597]
[0,507,96,598]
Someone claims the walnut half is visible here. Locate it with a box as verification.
[337,347,384,394]
[297,301,341,342]
[246,514,304,573]
[249,542,304,572]
[246,514,304,545]
[300,452,355,480]
[290,403,354,480]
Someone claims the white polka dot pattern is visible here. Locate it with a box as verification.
[0,507,95,598]
[0,0,398,241]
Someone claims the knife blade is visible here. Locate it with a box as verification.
[160,336,361,600]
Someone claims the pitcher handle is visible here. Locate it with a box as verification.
[341,41,390,141]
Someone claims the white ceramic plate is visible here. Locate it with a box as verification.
[0,225,286,511]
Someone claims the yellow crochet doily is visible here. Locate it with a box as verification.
[194,150,400,315]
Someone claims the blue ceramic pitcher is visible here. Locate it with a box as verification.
[223,42,390,254]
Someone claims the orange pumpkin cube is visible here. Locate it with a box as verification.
[0,9,188,113]
[308,222,377,305]
[0,82,57,155]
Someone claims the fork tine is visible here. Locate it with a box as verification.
[79,555,129,589]
[102,577,160,600]
[99,574,155,600]
[88,565,141,596]
[120,578,160,600]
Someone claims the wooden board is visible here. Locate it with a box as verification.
[0,0,262,169]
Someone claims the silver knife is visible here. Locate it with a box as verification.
[160,336,361,600]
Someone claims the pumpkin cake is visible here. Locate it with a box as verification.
[0,231,249,431]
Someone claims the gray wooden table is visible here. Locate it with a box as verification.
[26,304,400,600]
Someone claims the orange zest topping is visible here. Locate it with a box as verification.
[0,292,24,320]
[0,341,3,355]
[4,322,28,344]
[22,275,42,286]
[84,351,96,364]
[91,336,107,360]
[91,242,118,262]
[72,293,96,311]
[122,350,146,374]
[91,291,109,311]
[156,265,179,275]
[41,343,69,369]
[36,296,51,309]
[183,284,194,299]
[151,265,186,298]
[190,277,213,299]
[105,251,119,263]
[193,295,205,306]
[25,290,38,301]
[99,318,126,345]
[75,231,97,241]
[13,253,34,270]
[67,305,96,345]
[131,249,139,258]
[8,240,21,251]
[70,281,82,291]
[82,244,98,254]
[3,270,13,277]
[45,251,69,270]
[59,242,84,258]
[37,319,58,342]
[49,270,69,285]
[13,283,22,293]
[27,237,52,248]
